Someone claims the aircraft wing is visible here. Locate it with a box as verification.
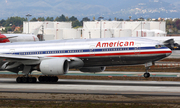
[0,54,41,66]
[0,54,40,60]
[0,54,72,65]
[0,36,18,40]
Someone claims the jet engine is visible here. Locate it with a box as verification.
[79,67,106,73]
[39,58,69,75]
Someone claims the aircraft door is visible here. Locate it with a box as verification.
[89,45,95,56]
[134,43,141,55]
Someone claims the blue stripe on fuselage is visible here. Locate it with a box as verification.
[5,46,168,55]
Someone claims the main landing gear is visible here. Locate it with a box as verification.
[16,65,58,83]
[16,77,37,83]
[38,76,58,83]
[16,76,59,83]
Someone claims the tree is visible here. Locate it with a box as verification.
[11,25,16,31]
[117,18,124,21]
[147,18,151,21]
[175,19,180,30]
[55,14,67,21]
[5,16,26,27]
[80,17,90,26]
[5,27,12,33]
[0,19,6,26]
[69,16,77,21]
[72,20,81,28]
[37,17,45,21]
[31,17,38,21]
[54,16,59,21]
[93,17,95,21]
[65,16,69,21]
[46,17,54,21]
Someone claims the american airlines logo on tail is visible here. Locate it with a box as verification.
[96,41,135,47]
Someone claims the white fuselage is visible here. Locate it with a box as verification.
[5,34,39,42]
[0,37,171,67]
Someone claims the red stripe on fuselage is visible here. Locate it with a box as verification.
[0,34,10,43]
[47,50,172,58]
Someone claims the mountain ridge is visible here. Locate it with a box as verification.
[0,0,179,20]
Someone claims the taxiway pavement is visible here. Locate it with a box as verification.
[0,78,180,96]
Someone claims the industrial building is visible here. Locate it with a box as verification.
[23,21,166,40]
[23,21,81,40]
[82,21,166,39]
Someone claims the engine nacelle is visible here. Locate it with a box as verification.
[79,67,106,73]
[39,58,69,75]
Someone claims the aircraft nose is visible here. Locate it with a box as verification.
[166,52,171,57]
[166,48,172,57]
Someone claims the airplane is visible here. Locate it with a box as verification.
[0,37,172,83]
[0,33,39,43]
[143,36,180,50]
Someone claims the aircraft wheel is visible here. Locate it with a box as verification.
[38,76,43,82]
[33,77,37,83]
[28,77,34,83]
[51,76,58,82]
[55,76,58,82]
[22,77,28,83]
[144,73,150,78]
[46,76,50,82]
[16,77,22,83]
[38,76,58,82]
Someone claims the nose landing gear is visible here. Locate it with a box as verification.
[144,67,150,78]
[143,62,153,78]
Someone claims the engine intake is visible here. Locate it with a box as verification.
[39,58,69,75]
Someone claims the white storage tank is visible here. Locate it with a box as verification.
[54,22,72,29]
[83,21,100,29]
[23,21,43,34]
[136,29,155,37]
[44,22,54,28]
[43,34,55,40]
[83,21,122,29]
[152,29,166,37]
[150,22,166,32]
[122,21,150,36]
[23,21,72,34]
[112,28,132,37]
[82,28,100,39]
[56,28,81,39]
[82,28,113,39]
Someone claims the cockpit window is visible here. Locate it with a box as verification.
[155,45,165,48]
[155,45,161,48]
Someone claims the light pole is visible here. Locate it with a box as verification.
[26,13,32,34]
[99,17,104,38]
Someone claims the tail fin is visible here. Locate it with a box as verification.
[32,24,43,35]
